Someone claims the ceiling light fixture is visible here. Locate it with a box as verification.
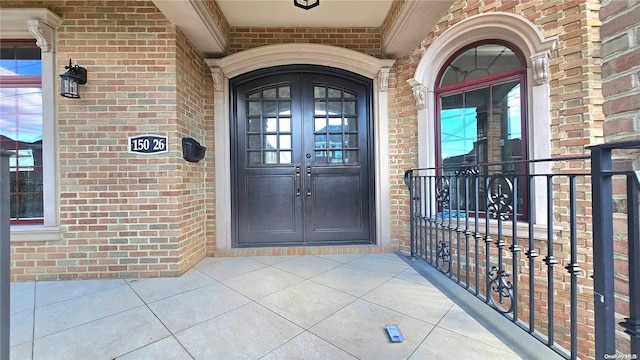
[294,0,319,10]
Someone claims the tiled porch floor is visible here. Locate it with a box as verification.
[10,253,527,360]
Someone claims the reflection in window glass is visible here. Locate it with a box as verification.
[312,85,360,165]
[1,41,43,222]
[279,118,291,132]
[244,83,295,166]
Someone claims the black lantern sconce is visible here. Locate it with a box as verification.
[59,59,87,98]
[294,0,319,10]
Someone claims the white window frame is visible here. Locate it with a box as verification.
[409,12,558,232]
[1,8,62,241]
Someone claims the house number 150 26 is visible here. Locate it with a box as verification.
[128,135,169,154]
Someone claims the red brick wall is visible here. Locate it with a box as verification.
[175,27,214,272]
[3,0,212,280]
[388,0,603,357]
[228,27,383,58]
[600,0,640,355]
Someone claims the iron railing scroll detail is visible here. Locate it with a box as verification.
[405,155,596,360]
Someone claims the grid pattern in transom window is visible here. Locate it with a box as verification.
[313,85,358,165]
[245,84,292,165]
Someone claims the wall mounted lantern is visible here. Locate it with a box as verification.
[294,0,319,10]
[59,59,87,98]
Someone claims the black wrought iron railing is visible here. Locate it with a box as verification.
[590,141,640,359]
[404,146,639,360]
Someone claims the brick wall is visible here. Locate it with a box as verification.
[601,0,640,146]
[175,27,214,272]
[388,0,603,357]
[380,0,405,46]
[228,27,384,58]
[4,0,212,280]
[600,0,640,355]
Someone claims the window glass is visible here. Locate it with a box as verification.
[439,44,523,87]
[437,41,526,218]
[0,41,43,223]
[312,85,360,165]
[244,84,293,165]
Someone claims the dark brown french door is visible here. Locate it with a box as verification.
[231,66,374,247]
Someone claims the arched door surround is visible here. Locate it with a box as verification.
[207,44,395,250]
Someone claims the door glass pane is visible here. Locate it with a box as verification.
[279,135,291,149]
[329,150,342,163]
[280,118,291,132]
[344,134,357,148]
[279,101,291,116]
[314,118,326,132]
[344,100,356,114]
[264,118,277,132]
[344,117,357,131]
[278,86,290,98]
[315,151,327,163]
[248,118,261,132]
[344,91,356,98]
[264,135,277,149]
[244,83,295,167]
[328,134,342,148]
[328,118,341,130]
[279,151,291,164]
[314,134,326,148]
[264,151,277,164]
[248,151,261,164]
[248,101,260,115]
[315,100,326,115]
[248,135,261,149]
[344,150,358,164]
[263,101,277,115]
[328,88,341,98]
[327,101,341,115]
[314,86,326,98]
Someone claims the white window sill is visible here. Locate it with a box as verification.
[10,225,62,242]
[433,216,560,241]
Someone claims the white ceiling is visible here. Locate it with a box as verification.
[152,0,455,56]
[216,0,394,27]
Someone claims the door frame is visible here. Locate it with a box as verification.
[230,65,375,247]
[206,43,395,250]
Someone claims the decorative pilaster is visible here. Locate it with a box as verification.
[407,78,427,110]
[378,67,390,92]
[531,54,550,85]
[27,20,55,53]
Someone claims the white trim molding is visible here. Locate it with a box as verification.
[410,12,558,225]
[2,8,63,241]
[206,44,395,251]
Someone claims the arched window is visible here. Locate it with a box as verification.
[435,40,528,217]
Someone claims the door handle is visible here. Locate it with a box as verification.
[295,165,301,197]
[306,165,312,197]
